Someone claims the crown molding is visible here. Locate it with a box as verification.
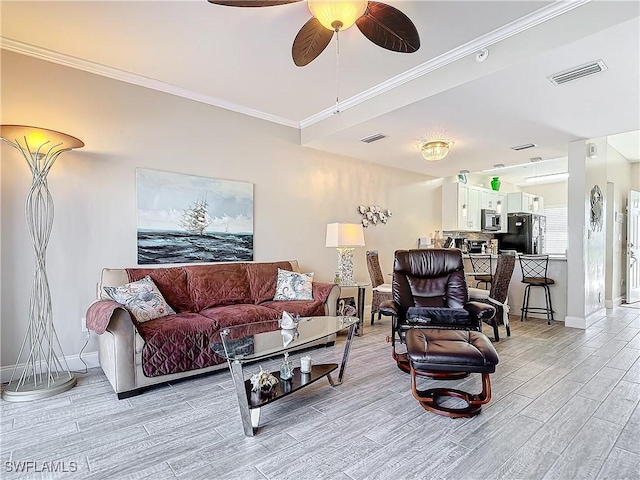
[1,0,589,132]
[0,37,300,130]
[299,0,590,129]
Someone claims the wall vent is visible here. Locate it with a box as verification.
[511,143,537,151]
[359,133,388,143]
[548,60,607,86]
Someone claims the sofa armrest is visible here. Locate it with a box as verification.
[312,282,341,316]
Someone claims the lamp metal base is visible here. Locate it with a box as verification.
[2,375,77,402]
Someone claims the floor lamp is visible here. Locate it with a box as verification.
[325,223,365,285]
[1,125,84,402]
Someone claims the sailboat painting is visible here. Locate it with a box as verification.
[136,168,253,264]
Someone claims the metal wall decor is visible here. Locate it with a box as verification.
[358,205,392,228]
[590,184,603,232]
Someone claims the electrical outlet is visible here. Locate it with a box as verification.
[81,317,88,332]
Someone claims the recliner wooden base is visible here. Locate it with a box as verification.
[410,368,492,418]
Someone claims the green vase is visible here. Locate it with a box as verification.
[491,177,501,191]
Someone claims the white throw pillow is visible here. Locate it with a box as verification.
[273,269,314,301]
[104,275,175,323]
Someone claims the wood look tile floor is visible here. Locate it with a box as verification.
[2,308,640,480]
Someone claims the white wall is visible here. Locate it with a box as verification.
[1,51,443,368]
[605,145,632,306]
[566,138,607,328]
[632,164,640,190]
[521,181,568,207]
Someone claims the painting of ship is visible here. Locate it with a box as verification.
[179,198,212,235]
[136,169,254,264]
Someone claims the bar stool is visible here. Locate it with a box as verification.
[519,254,555,324]
[469,254,493,289]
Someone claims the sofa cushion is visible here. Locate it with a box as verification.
[273,269,314,301]
[245,261,294,304]
[135,312,222,377]
[185,264,252,311]
[126,267,191,312]
[104,275,175,323]
[261,299,326,317]
[200,304,280,328]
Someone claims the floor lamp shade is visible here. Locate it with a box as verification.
[325,223,365,285]
[0,125,84,402]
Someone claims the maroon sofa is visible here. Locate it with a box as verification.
[86,260,340,398]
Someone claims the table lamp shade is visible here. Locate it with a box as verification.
[325,223,365,248]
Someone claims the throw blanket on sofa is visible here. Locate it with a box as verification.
[88,275,338,378]
[86,300,128,335]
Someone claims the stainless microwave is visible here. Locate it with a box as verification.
[481,209,501,231]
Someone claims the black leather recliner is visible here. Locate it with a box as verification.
[379,249,496,373]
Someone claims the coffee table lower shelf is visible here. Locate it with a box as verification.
[245,364,338,408]
[230,362,344,436]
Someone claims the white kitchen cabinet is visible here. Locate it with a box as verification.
[507,192,544,214]
[442,183,481,232]
[480,190,499,210]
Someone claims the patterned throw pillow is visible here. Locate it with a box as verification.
[104,275,175,323]
[273,269,314,301]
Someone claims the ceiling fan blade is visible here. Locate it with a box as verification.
[292,17,334,67]
[207,0,301,7]
[356,1,420,53]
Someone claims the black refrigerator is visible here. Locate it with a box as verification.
[496,213,546,254]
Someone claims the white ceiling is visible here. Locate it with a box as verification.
[1,0,639,182]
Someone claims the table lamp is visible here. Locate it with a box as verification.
[1,125,84,401]
[325,223,365,285]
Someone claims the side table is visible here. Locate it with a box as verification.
[339,282,370,336]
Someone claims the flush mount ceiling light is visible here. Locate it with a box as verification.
[208,0,420,67]
[418,140,454,162]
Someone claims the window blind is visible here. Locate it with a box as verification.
[543,205,568,254]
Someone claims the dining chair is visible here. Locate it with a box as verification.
[365,250,393,325]
[468,252,516,341]
[468,254,494,289]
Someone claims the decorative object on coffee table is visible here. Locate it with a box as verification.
[250,367,278,393]
[300,356,312,374]
[279,353,294,381]
[1,125,84,402]
[325,223,365,285]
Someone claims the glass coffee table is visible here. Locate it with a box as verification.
[212,315,358,436]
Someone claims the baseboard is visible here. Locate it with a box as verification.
[1,351,100,384]
[604,297,623,309]
[564,316,586,329]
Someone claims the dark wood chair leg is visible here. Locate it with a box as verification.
[492,323,499,342]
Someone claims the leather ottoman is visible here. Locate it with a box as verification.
[406,329,499,417]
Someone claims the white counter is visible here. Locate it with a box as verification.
[463,255,568,323]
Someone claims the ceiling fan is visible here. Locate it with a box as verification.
[208,0,421,66]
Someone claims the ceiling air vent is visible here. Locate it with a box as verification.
[548,60,607,86]
[511,143,537,151]
[359,133,388,144]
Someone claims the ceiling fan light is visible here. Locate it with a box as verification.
[419,140,454,162]
[308,0,368,31]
